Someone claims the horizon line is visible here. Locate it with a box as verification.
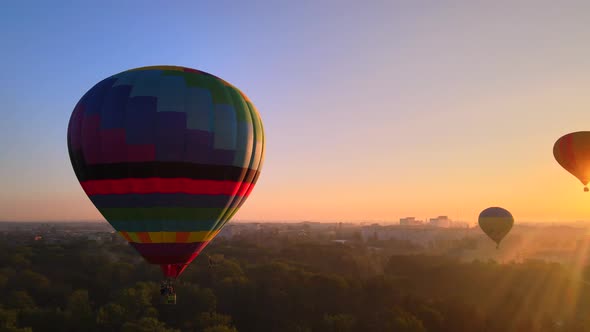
[1,219,589,225]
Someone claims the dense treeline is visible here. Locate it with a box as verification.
[0,235,589,332]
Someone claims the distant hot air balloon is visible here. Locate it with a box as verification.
[67,66,264,281]
[478,207,513,249]
[553,131,590,192]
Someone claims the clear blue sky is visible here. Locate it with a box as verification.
[2,1,590,222]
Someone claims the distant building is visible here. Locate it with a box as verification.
[400,217,423,226]
[429,216,452,228]
[451,221,470,229]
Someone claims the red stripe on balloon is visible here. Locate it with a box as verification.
[80,178,250,196]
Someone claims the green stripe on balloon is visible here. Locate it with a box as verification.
[99,207,229,222]
[109,219,227,232]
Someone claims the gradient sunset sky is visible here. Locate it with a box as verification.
[1,2,590,223]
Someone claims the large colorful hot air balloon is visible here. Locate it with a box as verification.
[553,131,590,192]
[478,207,513,249]
[67,65,264,279]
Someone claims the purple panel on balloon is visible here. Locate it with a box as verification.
[211,149,236,165]
[184,129,213,163]
[81,115,101,164]
[99,129,127,163]
[155,112,187,161]
[125,96,157,145]
[127,144,156,162]
[68,104,85,150]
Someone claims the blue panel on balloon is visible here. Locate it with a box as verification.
[83,78,117,115]
[186,87,214,131]
[157,76,187,113]
[232,121,254,167]
[113,71,138,87]
[213,104,237,150]
[130,70,162,97]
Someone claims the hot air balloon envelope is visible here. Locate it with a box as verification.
[553,131,590,192]
[478,207,513,248]
[67,66,265,278]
